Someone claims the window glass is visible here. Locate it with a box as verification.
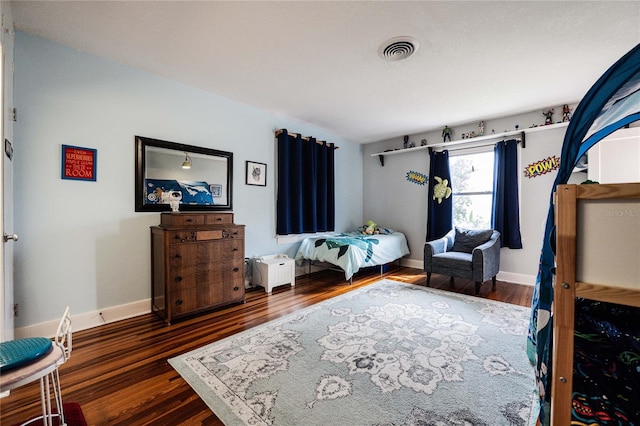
[450,151,494,229]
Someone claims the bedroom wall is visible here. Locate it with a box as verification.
[12,32,364,332]
[363,109,584,285]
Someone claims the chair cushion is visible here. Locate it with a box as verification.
[451,228,493,253]
[432,251,473,271]
[0,337,52,372]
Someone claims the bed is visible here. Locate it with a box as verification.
[294,231,410,281]
[552,183,640,425]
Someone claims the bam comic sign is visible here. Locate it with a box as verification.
[524,155,560,178]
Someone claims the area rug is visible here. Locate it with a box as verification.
[169,279,536,425]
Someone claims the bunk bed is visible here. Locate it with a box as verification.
[552,183,640,425]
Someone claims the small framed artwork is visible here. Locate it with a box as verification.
[210,183,222,198]
[246,161,267,186]
[61,144,97,181]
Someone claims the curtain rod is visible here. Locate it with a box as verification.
[429,131,526,153]
[275,129,339,149]
[431,138,523,154]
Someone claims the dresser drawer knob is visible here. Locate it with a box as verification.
[233,286,239,291]
[175,299,183,306]
[233,267,239,272]
[175,276,183,282]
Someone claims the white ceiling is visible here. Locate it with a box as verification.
[9,1,640,143]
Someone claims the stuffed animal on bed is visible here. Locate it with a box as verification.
[363,220,378,235]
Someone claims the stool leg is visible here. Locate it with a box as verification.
[38,377,48,426]
[23,373,62,426]
[39,375,53,426]
[51,369,66,426]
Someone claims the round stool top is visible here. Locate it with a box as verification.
[0,337,53,372]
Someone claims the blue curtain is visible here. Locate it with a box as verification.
[276,129,335,235]
[426,149,453,240]
[492,139,523,248]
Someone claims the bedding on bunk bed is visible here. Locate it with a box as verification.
[572,299,640,425]
[294,231,410,280]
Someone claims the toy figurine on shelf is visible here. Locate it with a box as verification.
[442,125,452,142]
[562,104,572,122]
[542,108,554,125]
[478,121,485,136]
[403,135,409,149]
[421,139,427,146]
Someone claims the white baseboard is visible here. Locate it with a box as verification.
[399,258,536,287]
[400,258,423,269]
[496,271,536,286]
[15,299,151,339]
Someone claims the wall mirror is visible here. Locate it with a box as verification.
[135,136,233,212]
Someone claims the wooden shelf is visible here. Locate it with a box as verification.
[370,122,569,157]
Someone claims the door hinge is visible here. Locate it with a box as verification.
[13,303,19,317]
[10,107,16,122]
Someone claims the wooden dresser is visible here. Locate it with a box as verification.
[150,212,245,324]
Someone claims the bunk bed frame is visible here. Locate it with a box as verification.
[551,182,640,424]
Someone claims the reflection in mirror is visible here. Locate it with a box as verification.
[135,136,233,212]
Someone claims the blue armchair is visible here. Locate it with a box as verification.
[424,228,501,295]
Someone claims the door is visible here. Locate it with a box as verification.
[1,33,15,342]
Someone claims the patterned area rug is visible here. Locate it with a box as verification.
[169,279,536,425]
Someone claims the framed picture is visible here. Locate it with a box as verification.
[61,144,97,181]
[210,184,222,198]
[246,161,267,186]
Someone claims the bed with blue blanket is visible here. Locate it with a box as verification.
[294,231,410,281]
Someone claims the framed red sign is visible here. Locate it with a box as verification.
[61,144,97,181]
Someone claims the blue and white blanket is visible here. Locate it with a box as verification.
[295,232,410,280]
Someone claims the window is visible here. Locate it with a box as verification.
[450,150,494,229]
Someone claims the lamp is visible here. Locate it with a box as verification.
[181,152,191,169]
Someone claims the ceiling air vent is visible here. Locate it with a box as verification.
[379,36,419,61]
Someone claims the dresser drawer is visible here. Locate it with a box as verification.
[166,226,243,243]
[169,259,244,290]
[169,240,244,268]
[204,214,234,225]
[161,212,234,226]
[166,230,221,243]
[169,278,245,314]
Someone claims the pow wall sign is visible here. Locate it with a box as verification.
[524,156,560,178]
[406,170,428,186]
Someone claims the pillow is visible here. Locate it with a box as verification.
[451,228,493,253]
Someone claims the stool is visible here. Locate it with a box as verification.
[0,307,72,426]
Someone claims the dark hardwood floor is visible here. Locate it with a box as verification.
[0,267,533,425]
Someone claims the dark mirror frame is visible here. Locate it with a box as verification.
[135,136,233,212]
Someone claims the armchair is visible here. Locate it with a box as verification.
[424,228,501,295]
